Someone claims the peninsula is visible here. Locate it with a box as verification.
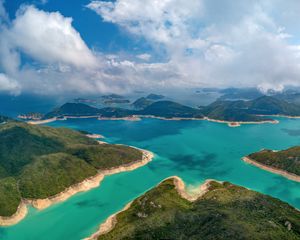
[36,95,300,126]
[87,176,300,240]
[243,146,300,182]
[0,117,153,226]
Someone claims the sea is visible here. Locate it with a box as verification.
[1,94,300,239]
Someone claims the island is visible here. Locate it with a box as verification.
[0,117,153,226]
[201,95,300,122]
[86,176,300,239]
[43,100,204,120]
[243,146,300,182]
[31,95,300,126]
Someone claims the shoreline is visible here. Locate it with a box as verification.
[28,115,281,127]
[242,157,300,182]
[0,201,28,226]
[257,114,300,119]
[85,176,217,240]
[0,149,154,226]
[203,117,279,127]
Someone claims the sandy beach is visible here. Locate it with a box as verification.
[0,149,153,226]
[98,116,141,121]
[85,176,217,240]
[28,114,281,127]
[203,117,279,127]
[243,157,300,182]
[86,134,104,139]
[27,117,57,125]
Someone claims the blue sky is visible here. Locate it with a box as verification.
[0,0,300,96]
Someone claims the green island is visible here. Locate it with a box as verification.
[0,118,145,220]
[94,177,300,240]
[245,146,300,181]
[41,95,300,124]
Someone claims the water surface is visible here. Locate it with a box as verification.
[1,117,300,240]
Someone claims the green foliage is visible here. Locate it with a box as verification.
[44,102,101,119]
[19,153,97,199]
[202,96,300,122]
[249,147,300,176]
[139,101,203,118]
[70,145,142,170]
[0,178,21,217]
[100,179,300,240]
[0,120,143,216]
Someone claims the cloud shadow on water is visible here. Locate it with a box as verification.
[281,128,300,137]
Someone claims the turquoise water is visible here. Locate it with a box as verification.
[1,118,300,240]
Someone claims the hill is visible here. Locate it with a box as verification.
[247,96,300,116]
[0,119,142,217]
[201,100,266,122]
[202,96,300,122]
[139,101,203,118]
[44,103,101,119]
[44,101,203,119]
[246,146,300,178]
[98,177,300,239]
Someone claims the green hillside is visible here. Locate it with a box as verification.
[202,96,300,122]
[248,146,300,176]
[0,119,142,216]
[139,101,203,118]
[100,178,300,240]
[44,102,101,119]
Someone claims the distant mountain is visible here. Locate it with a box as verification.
[202,96,300,122]
[44,103,101,119]
[132,97,153,109]
[146,93,165,100]
[101,94,124,99]
[218,88,263,101]
[140,101,203,118]
[44,96,299,122]
[44,101,203,119]
[103,99,130,104]
[201,100,266,122]
[99,107,134,118]
[274,93,300,105]
[247,96,300,116]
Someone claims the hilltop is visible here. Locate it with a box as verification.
[245,146,300,181]
[93,177,300,240]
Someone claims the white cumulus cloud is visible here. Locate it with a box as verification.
[0,73,21,95]
[6,5,98,68]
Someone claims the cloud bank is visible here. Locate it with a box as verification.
[0,0,300,95]
[87,0,300,92]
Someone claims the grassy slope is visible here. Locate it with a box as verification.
[100,179,300,240]
[248,147,300,176]
[0,120,142,216]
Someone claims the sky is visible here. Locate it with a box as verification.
[0,0,300,96]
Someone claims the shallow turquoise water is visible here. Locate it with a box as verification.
[1,118,300,240]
